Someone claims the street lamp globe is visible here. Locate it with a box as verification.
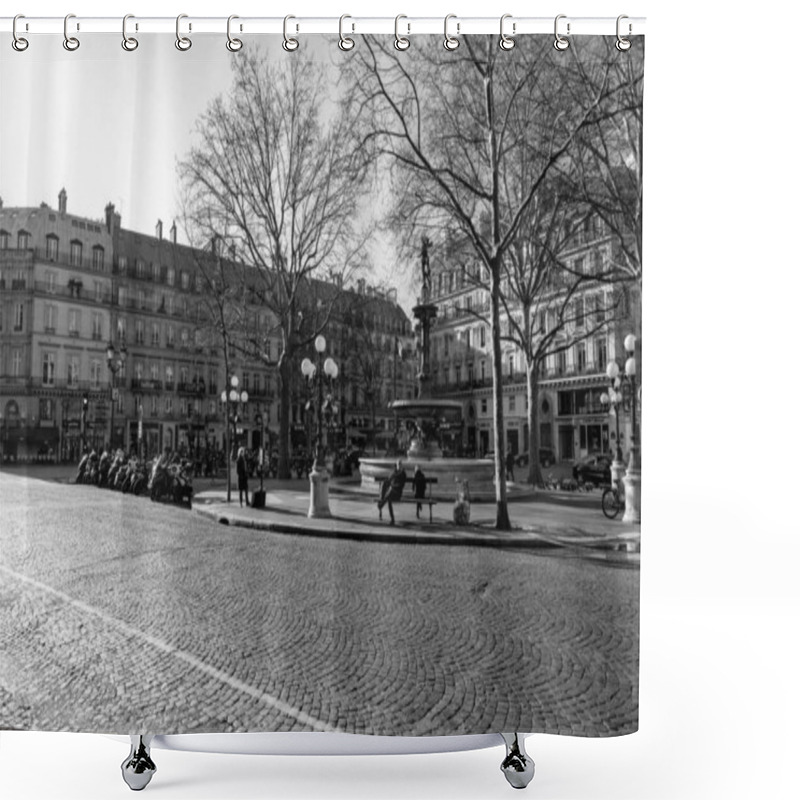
[624,333,637,354]
[230,374,239,389]
[606,361,620,381]
[241,391,249,404]
[625,356,637,377]
[106,342,115,361]
[323,357,338,379]
[301,358,315,378]
[600,392,609,405]
[315,335,327,354]
[220,390,227,404]
[229,389,239,403]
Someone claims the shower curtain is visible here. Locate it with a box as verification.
[0,27,643,740]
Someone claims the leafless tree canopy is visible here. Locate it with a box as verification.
[179,49,369,477]
[344,35,643,527]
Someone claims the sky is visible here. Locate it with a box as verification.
[0,32,412,308]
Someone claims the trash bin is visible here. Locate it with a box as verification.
[252,489,266,509]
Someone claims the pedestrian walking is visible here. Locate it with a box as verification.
[505,448,515,482]
[236,446,249,507]
[412,464,427,519]
[377,460,407,525]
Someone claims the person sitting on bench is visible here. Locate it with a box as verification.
[412,464,427,519]
[378,460,407,525]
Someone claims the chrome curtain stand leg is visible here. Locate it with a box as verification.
[121,734,157,791]
[500,732,535,789]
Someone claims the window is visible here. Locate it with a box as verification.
[92,313,102,341]
[165,396,173,414]
[135,319,144,344]
[17,230,30,249]
[44,304,57,333]
[117,318,126,342]
[165,365,174,389]
[481,397,488,414]
[0,230,9,249]
[167,325,175,347]
[481,360,486,381]
[509,394,516,412]
[180,328,189,348]
[150,395,159,416]
[68,309,81,337]
[42,352,56,386]
[138,289,146,309]
[12,349,21,377]
[508,354,515,377]
[574,298,584,328]
[69,240,83,266]
[480,325,486,348]
[14,303,24,331]
[90,359,101,389]
[179,366,188,385]
[135,259,144,278]
[152,323,160,346]
[576,342,587,372]
[167,267,175,286]
[594,294,605,324]
[68,357,80,388]
[595,337,607,371]
[181,271,190,290]
[167,295,174,314]
[150,363,159,381]
[92,246,105,271]
[93,281,103,301]
[134,362,144,381]
[39,398,55,421]
[46,235,59,261]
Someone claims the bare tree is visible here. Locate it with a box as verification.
[346,36,626,529]
[500,196,624,486]
[179,49,368,478]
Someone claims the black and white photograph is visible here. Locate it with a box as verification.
[0,2,797,800]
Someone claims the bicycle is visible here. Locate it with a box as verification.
[601,479,625,519]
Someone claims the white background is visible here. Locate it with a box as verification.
[1,1,798,798]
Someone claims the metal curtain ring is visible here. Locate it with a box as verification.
[394,14,410,51]
[12,14,29,51]
[226,15,242,52]
[63,14,80,51]
[121,14,138,51]
[176,14,192,51]
[283,15,299,52]
[338,14,354,51]
[616,14,632,51]
[554,14,570,51]
[443,14,459,51]
[499,14,515,50]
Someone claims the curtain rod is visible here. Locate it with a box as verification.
[0,16,646,37]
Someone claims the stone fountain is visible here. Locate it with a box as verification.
[358,239,496,499]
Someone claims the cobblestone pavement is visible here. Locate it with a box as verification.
[0,471,639,737]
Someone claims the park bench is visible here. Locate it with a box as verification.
[373,476,439,523]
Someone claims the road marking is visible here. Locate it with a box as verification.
[0,563,340,734]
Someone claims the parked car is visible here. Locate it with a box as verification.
[515,448,556,468]
[572,453,613,485]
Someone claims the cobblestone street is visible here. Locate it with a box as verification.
[0,470,638,737]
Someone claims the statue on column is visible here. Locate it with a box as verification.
[420,236,432,303]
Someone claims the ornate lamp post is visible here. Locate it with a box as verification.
[606,334,641,523]
[601,368,626,493]
[220,374,248,504]
[301,334,339,518]
[106,341,127,451]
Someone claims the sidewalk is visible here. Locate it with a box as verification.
[193,483,641,566]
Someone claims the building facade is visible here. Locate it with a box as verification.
[427,214,641,464]
[0,191,414,463]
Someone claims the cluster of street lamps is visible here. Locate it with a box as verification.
[301,335,339,518]
[221,374,248,503]
[600,333,640,523]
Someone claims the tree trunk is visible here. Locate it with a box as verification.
[277,356,292,479]
[526,362,543,487]
[490,256,510,530]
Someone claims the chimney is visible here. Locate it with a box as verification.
[105,202,120,236]
[156,219,163,240]
[58,188,67,214]
[170,220,177,244]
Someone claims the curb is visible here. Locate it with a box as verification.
[194,504,640,566]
